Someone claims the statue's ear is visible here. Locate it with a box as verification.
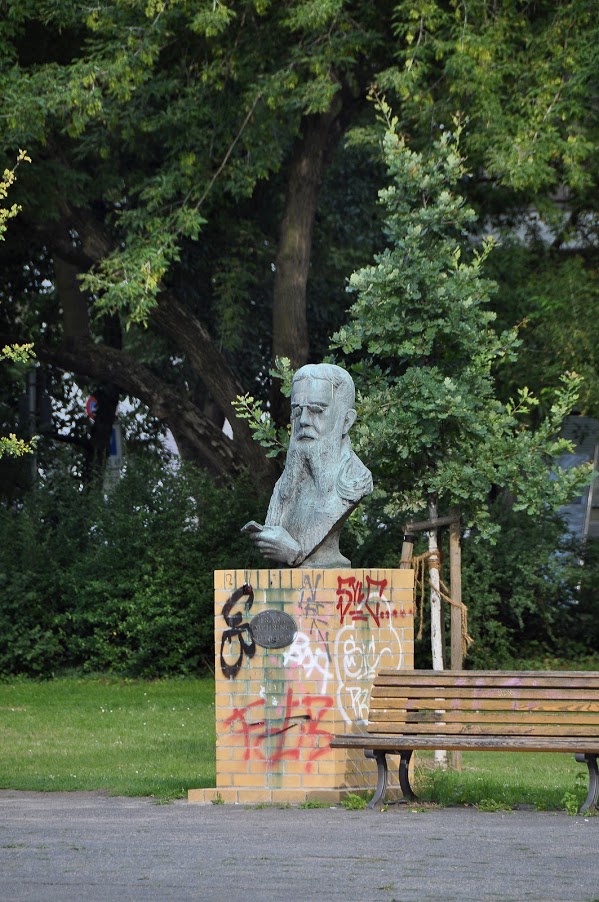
[343,408,357,435]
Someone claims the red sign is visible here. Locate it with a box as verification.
[85,396,98,420]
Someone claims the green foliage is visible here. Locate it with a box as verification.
[476,798,512,813]
[491,250,599,418]
[0,0,381,323]
[417,750,588,811]
[0,149,30,240]
[0,455,267,677]
[340,792,368,810]
[332,105,591,537]
[455,498,599,669]
[0,153,36,460]
[386,0,599,194]
[562,791,580,817]
[0,344,36,459]
[232,356,294,457]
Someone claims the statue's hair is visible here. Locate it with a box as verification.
[292,363,355,409]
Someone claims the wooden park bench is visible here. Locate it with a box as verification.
[330,670,599,813]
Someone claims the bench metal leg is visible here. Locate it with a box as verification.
[364,749,419,808]
[365,750,389,809]
[575,754,599,815]
[399,750,418,802]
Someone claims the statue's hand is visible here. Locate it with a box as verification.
[252,526,303,566]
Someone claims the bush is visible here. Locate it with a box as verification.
[351,494,599,669]
[0,455,266,677]
[461,499,596,668]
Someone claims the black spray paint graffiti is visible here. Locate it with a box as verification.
[220,583,255,679]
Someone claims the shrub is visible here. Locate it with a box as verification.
[0,455,266,677]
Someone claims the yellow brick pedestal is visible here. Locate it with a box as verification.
[188,568,414,804]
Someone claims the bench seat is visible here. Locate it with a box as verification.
[330,670,599,813]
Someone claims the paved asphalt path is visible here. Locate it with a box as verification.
[0,791,598,902]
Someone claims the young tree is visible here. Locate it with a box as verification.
[331,102,591,675]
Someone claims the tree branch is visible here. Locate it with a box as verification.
[34,338,246,480]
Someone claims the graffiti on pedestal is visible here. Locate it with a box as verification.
[220,585,299,678]
[224,687,334,772]
[298,573,331,662]
[283,631,332,694]
[281,573,332,692]
[334,576,403,725]
[219,583,256,679]
[336,575,391,626]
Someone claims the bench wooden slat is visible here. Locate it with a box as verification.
[369,709,599,725]
[366,721,599,736]
[377,669,598,678]
[368,696,599,712]
[370,687,599,701]
[375,670,599,688]
[330,734,599,754]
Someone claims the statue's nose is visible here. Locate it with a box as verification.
[300,413,311,429]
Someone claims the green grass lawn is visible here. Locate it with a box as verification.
[0,676,216,799]
[413,751,590,812]
[0,677,592,811]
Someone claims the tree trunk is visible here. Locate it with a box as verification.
[54,255,124,482]
[152,291,277,488]
[53,256,90,342]
[35,339,248,481]
[270,104,347,425]
[428,495,447,768]
[46,217,278,486]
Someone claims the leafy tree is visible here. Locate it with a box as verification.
[334,105,589,532]
[2,1,597,490]
[383,0,599,419]
[331,102,591,670]
[386,0,599,194]
[489,248,599,418]
[0,0,393,484]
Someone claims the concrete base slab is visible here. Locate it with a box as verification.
[188,786,381,805]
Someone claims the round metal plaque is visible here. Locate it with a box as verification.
[250,610,297,649]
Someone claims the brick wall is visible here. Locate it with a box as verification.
[189,567,414,804]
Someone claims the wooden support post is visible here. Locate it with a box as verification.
[405,514,457,532]
[400,533,415,569]
[449,513,463,670]
[449,509,462,771]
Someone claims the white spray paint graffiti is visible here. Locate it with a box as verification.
[283,630,333,694]
[334,596,403,724]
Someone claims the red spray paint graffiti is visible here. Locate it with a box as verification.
[335,575,389,626]
[224,687,333,772]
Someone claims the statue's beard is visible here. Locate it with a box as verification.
[279,433,342,502]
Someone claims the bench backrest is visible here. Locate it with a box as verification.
[368,670,599,739]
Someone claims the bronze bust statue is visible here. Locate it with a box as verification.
[242,363,372,568]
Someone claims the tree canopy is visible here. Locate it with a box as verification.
[332,103,590,537]
[0,0,597,489]
[1,1,599,677]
